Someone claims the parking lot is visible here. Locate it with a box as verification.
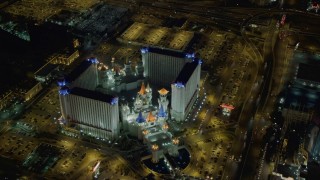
[118,22,194,51]
[50,145,90,178]
[23,143,60,174]
[21,86,60,134]
[0,132,39,162]
[183,130,234,179]
[197,31,227,62]
[220,54,254,107]
[131,13,164,26]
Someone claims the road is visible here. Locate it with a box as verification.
[235,10,317,180]
[235,15,279,180]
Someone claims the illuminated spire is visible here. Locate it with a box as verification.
[172,138,179,145]
[142,129,149,135]
[146,112,156,122]
[146,83,151,91]
[136,111,145,123]
[138,82,146,95]
[151,144,159,151]
[162,123,169,130]
[158,88,169,96]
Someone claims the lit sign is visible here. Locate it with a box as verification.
[92,161,101,172]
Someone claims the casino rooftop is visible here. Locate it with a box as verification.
[174,58,201,85]
[70,87,117,104]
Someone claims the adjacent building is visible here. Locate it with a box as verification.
[141,47,194,86]
[34,63,59,83]
[171,58,201,121]
[58,58,120,140]
[23,80,43,102]
[49,48,80,66]
[59,87,119,139]
[269,52,320,176]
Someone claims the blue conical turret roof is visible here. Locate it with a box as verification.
[158,105,166,117]
[136,111,145,123]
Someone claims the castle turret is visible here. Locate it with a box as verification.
[124,56,132,76]
[146,83,152,93]
[136,111,145,123]
[158,105,166,118]
[169,138,179,157]
[98,65,110,88]
[121,104,131,130]
[103,69,115,88]
[151,144,160,163]
[111,57,115,68]
[135,61,144,76]
[162,122,169,132]
[146,83,152,105]
[158,88,169,113]
[138,82,146,95]
[98,65,108,86]
[146,111,156,123]
[134,82,153,112]
[114,66,121,86]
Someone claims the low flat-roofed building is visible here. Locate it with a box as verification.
[269,172,294,180]
[34,63,59,83]
[270,164,300,180]
[21,79,43,101]
[49,48,79,65]
[282,86,320,118]
[3,0,101,23]
[0,91,14,110]
[118,22,194,52]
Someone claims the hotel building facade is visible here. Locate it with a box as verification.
[59,87,119,139]
[171,58,201,121]
[141,47,194,86]
[58,58,120,140]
